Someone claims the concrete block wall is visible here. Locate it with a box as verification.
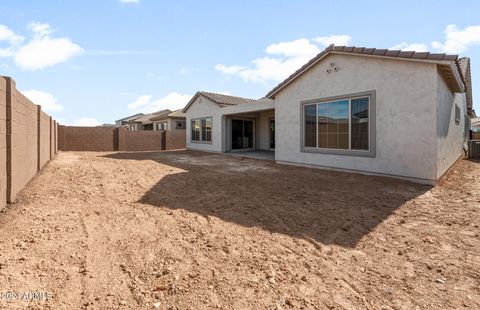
[8,85,40,201]
[58,126,185,151]
[54,121,58,154]
[165,129,186,150]
[58,124,66,151]
[39,111,51,169]
[0,78,6,208]
[50,118,55,158]
[0,76,58,207]
[58,126,115,151]
[122,129,163,151]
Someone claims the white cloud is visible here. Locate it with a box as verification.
[179,67,193,75]
[266,38,320,57]
[28,22,53,38]
[22,90,64,112]
[145,72,164,80]
[119,0,140,3]
[127,92,193,113]
[389,24,480,54]
[14,22,83,70]
[15,37,83,70]
[73,117,100,126]
[0,24,24,46]
[215,38,324,83]
[0,47,15,57]
[0,22,83,70]
[431,24,480,54]
[390,42,429,52]
[214,64,246,74]
[127,95,153,110]
[315,34,352,47]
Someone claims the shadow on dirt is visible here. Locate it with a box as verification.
[102,151,431,248]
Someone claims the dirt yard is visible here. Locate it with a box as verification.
[0,151,478,309]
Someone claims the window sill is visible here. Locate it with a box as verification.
[191,140,213,144]
[301,147,375,158]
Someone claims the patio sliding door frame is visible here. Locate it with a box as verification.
[228,117,256,152]
[268,117,275,151]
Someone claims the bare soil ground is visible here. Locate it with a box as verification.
[0,151,479,310]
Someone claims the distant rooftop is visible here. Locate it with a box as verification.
[183,91,273,112]
[115,112,144,123]
[128,109,172,124]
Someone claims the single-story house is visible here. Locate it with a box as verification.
[126,109,171,130]
[150,109,187,131]
[183,45,474,184]
[115,113,145,127]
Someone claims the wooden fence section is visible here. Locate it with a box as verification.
[0,76,58,207]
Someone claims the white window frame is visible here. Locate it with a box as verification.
[454,104,461,125]
[300,90,376,158]
[191,117,212,143]
[155,122,167,131]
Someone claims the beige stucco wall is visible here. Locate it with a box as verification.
[435,72,466,178]
[258,110,274,150]
[274,54,439,183]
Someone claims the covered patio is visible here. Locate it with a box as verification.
[220,100,275,154]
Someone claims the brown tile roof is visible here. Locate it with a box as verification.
[199,91,260,106]
[458,57,473,110]
[182,91,273,112]
[128,109,171,124]
[115,112,144,123]
[266,44,466,98]
[168,109,186,118]
[150,109,186,121]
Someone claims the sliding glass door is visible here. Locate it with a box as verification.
[231,119,254,150]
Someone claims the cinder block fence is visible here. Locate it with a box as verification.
[58,126,186,151]
[1,76,58,208]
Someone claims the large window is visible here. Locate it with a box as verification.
[303,94,371,153]
[191,117,212,142]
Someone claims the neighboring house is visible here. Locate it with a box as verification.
[115,113,145,127]
[150,109,186,131]
[183,45,474,185]
[127,109,171,130]
[472,118,480,132]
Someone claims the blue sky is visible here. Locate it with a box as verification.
[0,0,479,125]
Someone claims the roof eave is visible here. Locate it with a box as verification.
[266,50,465,98]
[182,92,202,113]
[449,62,465,93]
